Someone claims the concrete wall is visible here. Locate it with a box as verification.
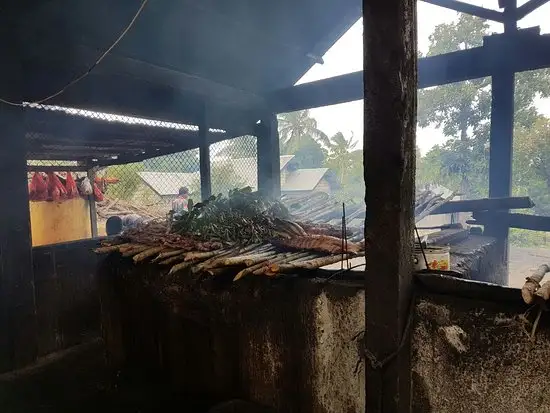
[32,239,101,357]
[99,257,549,412]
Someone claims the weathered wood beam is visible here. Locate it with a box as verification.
[363,0,417,411]
[267,30,550,113]
[485,69,515,282]
[471,211,550,232]
[516,0,550,19]
[430,196,534,214]
[14,64,262,131]
[26,165,89,173]
[421,0,504,22]
[0,107,37,372]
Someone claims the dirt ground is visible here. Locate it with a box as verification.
[509,246,550,288]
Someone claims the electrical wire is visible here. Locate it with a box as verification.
[0,0,149,107]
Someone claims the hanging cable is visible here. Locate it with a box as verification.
[0,0,149,107]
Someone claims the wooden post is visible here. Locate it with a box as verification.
[363,0,417,411]
[485,0,517,282]
[87,167,99,237]
[199,108,212,200]
[0,106,37,372]
[257,114,281,199]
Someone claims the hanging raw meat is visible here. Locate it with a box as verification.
[65,172,79,199]
[47,172,67,201]
[93,182,104,202]
[29,172,48,201]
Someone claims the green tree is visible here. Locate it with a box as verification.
[514,117,550,216]
[190,163,247,198]
[143,150,200,173]
[218,136,257,159]
[325,132,358,183]
[291,136,327,168]
[418,14,550,199]
[103,162,145,200]
[278,110,329,154]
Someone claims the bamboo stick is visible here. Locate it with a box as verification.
[192,248,239,273]
[118,243,146,253]
[184,250,223,262]
[251,252,312,276]
[133,246,167,263]
[522,264,550,304]
[244,252,279,267]
[121,245,150,257]
[94,243,130,254]
[269,254,350,275]
[152,249,185,263]
[232,252,308,281]
[159,253,188,266]
[535,280,550,301]
[222,251,277,267]
[168,261,192,275]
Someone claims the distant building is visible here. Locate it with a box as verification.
[138,155,337,198]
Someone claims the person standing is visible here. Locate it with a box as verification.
[172,187,189,216]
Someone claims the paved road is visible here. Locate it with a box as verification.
[509,246,550,288]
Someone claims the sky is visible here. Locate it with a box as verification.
[295,0,550,155]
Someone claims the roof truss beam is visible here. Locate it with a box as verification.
[421,0,505,22]
[267,29,550,113]
[516,0,550,19]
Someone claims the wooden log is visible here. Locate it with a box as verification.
[522,264,550,304]
[431,196,534,215]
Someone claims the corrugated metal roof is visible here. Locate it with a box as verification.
[282,168,329,192]
[138,171,199,196]
[138,157,330,196]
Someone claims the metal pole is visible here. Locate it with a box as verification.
[199,107,212,200]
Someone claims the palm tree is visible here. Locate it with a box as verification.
[277,110,329,154]
[325,132,359,183]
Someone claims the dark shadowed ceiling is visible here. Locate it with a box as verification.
[1,0,361,129]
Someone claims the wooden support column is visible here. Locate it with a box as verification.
[257,114,281,199]
[0,106,37,372]
[363,0,417,411]
[485,0,517,282]
[486,70,515,280]
[87,166,99,237]
[199,108,212,200]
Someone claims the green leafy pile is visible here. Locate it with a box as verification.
[170,187,291,244]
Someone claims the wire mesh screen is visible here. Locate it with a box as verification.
[209,135,258,196]
[96,149,201,224]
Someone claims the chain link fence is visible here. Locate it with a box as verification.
[209,135,258,196]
